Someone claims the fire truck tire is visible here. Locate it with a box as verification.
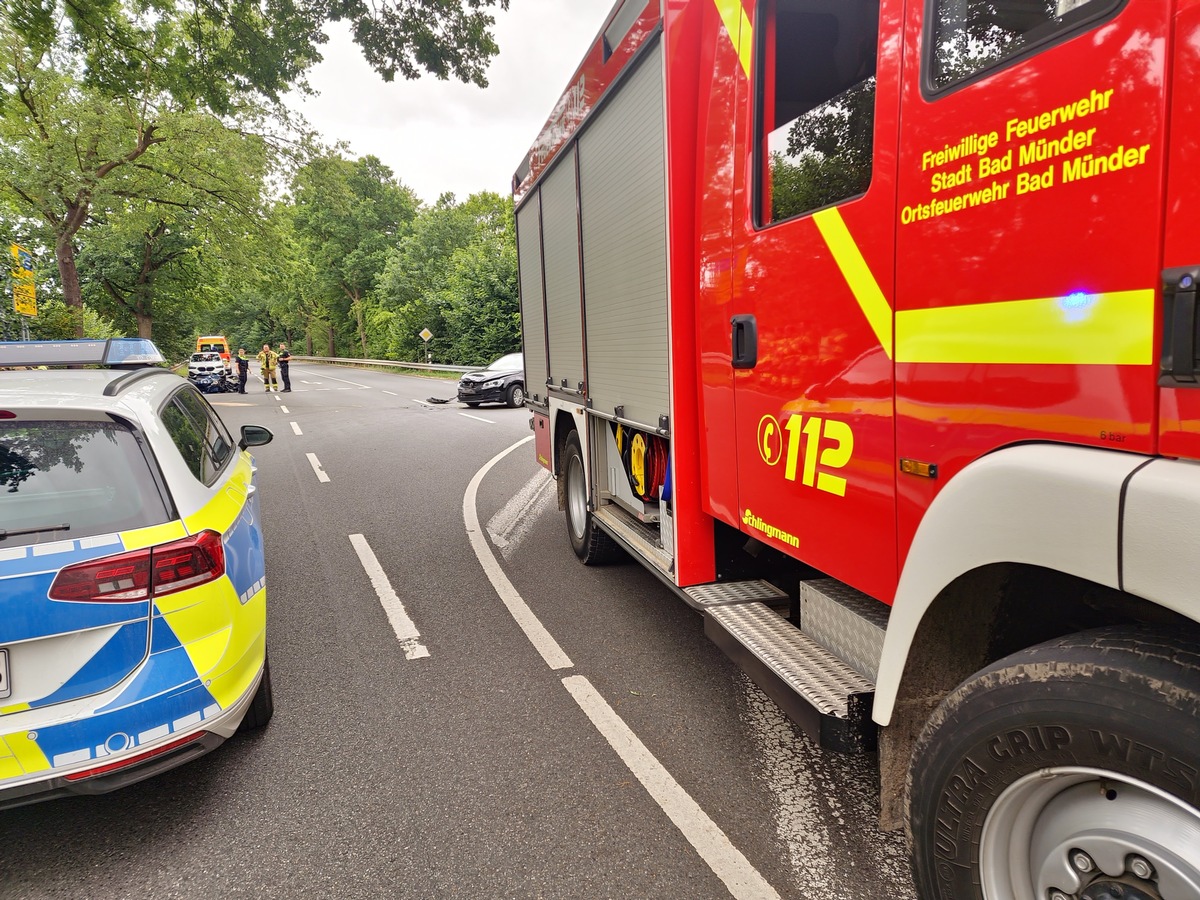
[908,626,1200,900]
[563,430,622,565]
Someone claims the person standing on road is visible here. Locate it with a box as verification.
[235,348,249,394]
[257,343,279,392]
[277,342,292,392]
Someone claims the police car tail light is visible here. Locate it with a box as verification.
[49,531,225,602]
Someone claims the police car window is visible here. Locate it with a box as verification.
[929,0,1117,90]
[757,0,879,226]
[162,388,234,485]
[0,420,172,545]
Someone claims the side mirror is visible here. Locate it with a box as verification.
[239,424,274,450]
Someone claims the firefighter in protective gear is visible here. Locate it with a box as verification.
[257,344,279,392]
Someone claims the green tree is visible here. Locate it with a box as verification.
[376,191,512,362]
[290,153,418,356]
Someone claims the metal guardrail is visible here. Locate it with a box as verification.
[290,355,477,374]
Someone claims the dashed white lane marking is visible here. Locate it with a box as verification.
[459,412,495,424]
[348,534,429,660]
[487,468,554,559]
[382,390,397,396]
[463,437,572,670]
[280,406,289,414]
[274,395,281,402]
[290,422,303,436]
[564,675,782,900]
[412,398,435,407]
[306,453,330,483]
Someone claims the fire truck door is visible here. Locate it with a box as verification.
[727,0,901,602]
[893,0,1170,560]
[1159,0,1200,461]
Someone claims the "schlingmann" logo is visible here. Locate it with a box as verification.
[742,510,800,548]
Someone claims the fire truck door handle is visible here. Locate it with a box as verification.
[732,315,757,369]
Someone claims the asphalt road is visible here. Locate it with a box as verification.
[0,363,915,900]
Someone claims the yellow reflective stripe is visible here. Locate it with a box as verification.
[813,208,894,358]
[0,702,30,715]
[713,0,752,78]
[813,208,1153,367]
[1,731,50,775]
[120,521,187,552]
[897,290,1155,365]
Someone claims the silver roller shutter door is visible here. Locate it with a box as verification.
[540,147,586,395]
[578,43,669,431]
[516,194,549,404]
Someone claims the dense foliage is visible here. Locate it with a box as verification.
[0,0,520,365]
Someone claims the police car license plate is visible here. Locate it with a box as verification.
[0,649,9,700]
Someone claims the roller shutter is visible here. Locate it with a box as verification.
[540,147,585,395]
[578,42,668,430]
[516,194,549,404]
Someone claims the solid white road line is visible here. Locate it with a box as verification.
[290,421,303,436]
[459,412,495,424]
[306,452,330,483]
[563,675,781,900]
[487,469,555,559]
[298,367,369,388]
[382,390,397,396]
[463,437,572,670]
[349,534,430,660]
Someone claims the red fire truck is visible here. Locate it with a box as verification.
[513,0,1200,895]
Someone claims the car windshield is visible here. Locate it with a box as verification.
[0,420,173,546]
[190,353,220,363]
[487,353,523,372]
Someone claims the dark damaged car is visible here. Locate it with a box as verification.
[457,353,525,408]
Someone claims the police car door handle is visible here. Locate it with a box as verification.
[732,314,758,369]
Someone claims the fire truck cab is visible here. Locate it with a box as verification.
[514,0,1200,895]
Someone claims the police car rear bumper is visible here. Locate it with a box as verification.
[0,663,264,811]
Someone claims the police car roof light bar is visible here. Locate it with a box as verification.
[0,338,165,368]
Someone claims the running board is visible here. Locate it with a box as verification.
[705,602,877,754]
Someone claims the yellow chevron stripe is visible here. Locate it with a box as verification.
[713,0,752,78]
[813,208,894,358]
[813,208,1153,367]
[897,290,1155,365]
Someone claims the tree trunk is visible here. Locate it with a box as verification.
[135,311,153,339]
[354,300,368,358]
[55,238,84,337]
[326,324,335,357]
[306,332,313,355]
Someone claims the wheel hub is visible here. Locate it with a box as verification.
[980,767,1200,900]
[1078,876,1161,900]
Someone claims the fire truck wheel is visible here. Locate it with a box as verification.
[563,430,622,565]
[909,626,1200,900]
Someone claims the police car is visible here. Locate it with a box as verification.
[0,339,273,809]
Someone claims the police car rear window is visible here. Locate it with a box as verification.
[0,420,172,545]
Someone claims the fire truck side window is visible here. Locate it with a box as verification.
[757,0,879,226]
[930,0,1118,90]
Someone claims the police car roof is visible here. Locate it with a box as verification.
[0,367,181,417]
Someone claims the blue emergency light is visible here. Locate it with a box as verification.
[0,338,166,368]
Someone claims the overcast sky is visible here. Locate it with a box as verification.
[286,1,617,205]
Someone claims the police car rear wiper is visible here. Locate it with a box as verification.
[0,524,70,541]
